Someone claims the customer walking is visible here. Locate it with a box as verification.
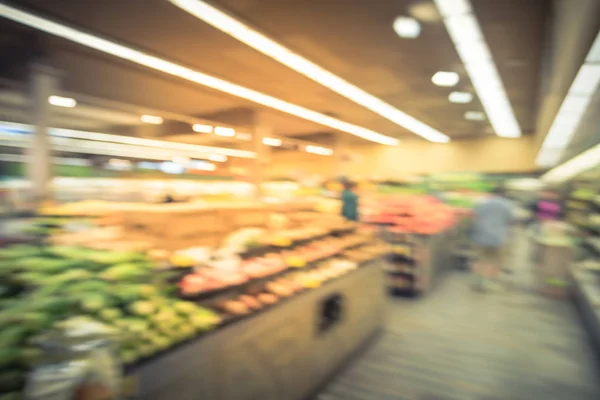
[471,186,513,291]
[340,181,359,222]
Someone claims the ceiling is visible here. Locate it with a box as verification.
[0,0,549,148]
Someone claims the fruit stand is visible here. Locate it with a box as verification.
[126,260,384,400]
[0,201,388,398]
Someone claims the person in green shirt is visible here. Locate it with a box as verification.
[340,181,359,221]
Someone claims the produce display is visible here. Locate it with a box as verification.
[361,195,455,234]
[0,205,386,398]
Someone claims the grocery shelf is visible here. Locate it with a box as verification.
[571,269,600,355]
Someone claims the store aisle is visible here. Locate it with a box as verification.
[316,237,600,399]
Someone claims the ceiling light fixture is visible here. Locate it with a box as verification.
[140,114,163,125]
[213,126,236,137]
[305,145,334,156]
[48,95,77,108]
[432,71,459,87]
[0,120,255,158]
[262,137,282,147]
[0,3,399,146]
[536,32,600,167]
[208,154,228,162]
[541,141,600,183]
[464,111,486,121]
[167,0,448,143]
[192,123,213,133]
[393,16,421,39]
[434,0,521,138]
[448,91,473,104]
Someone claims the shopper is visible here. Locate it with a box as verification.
[340,181,359,222]
[470,186,513,291]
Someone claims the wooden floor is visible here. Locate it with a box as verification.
[316,233,600,400]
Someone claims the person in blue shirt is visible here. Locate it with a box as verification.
[471,186,513,291]
[340,181,359,221]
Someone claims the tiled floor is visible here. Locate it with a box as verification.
[317,231,600,400]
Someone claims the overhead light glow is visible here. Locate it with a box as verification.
[541,141,600,183]
[236,132,252,141]
[208,154,228,162]
[48,95,77,108]
[434,0,521,138]
[0,3,400,145]
[213,126,236,137]
[393,16,421,39]
[167,0,448,143]
[431,71,459,87]
[0,120,255,158]
[192,124,213,133]
[140,114,163,125]
[464,111,486,121]
[305,145,334,156]
[262,137,282,147]
[536,31,600,167]
[448,91,473,103]
[189,160,217,171]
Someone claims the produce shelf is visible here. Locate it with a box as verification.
[571,269,600,355]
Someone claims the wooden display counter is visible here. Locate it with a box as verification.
[126,260,386,400]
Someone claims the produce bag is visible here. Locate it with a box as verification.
[25,317,122,400]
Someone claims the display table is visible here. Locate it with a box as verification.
[126,260,385,400]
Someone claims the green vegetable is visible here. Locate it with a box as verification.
[0,327,33,347]
[46,269,92,284]
[101,264,147,282]
[18,347,44,368]
[63,280,109,295]
[99,308,122,322]
[80,294,110,313]
[113,284,157,303]
[116,318,149,334]
[119,348,139,364]
[0,348,20,369]
[173,301,198,315]
[128,301,155,316]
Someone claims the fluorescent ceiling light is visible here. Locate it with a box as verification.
[305,145,334,156]
[208,154,228,162]
[236,132,252,141]
[541,141,600,183]
[262,137,282,147]
[464,111,485,121]
[140,114,163,124]
[0,3,400,146]
[48,95,77,108]
[0,120,255,158]
[393,16,421,39]
[448,91,473,103]
[431,71,459,87]
[167,0,449,143]
[213,126,236,137]
[434,0,521,138]
[537,31,600,167]
[189,160,217,171]
[192,124,213,133]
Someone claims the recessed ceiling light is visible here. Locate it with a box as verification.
[464,111,485,121]
[0,3,403,145]
[167,0,449,143]
[262,137,282,147]
[48,95,76,108]
[393,16,421,39]
[448,91,472,103]
[140,114,163,124]
[432,71,459,87]
[192,124,213,133]
[213,126,235,137]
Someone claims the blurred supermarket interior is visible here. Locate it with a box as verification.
[1,0,600,399]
